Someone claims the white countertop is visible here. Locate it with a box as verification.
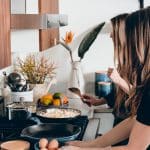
[83,118,100,141]
[69,99,113,118]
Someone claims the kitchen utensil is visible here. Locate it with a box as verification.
[7,72,27,92]
[68,87,91,106]
[7,72,22,84]
[36,108,81,122]
[98,81,112,98]
[6,103,31,120]
[21,123,81,143]
[68,87,82,97]
[11,90,33,102]
[95,71,111,96]
[0,140,30,150]
[3,71,7,88]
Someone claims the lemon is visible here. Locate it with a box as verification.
[53,92,62,99]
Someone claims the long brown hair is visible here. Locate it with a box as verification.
[111,13,128,70]
[111,14,130,117]
[125,7,150,116]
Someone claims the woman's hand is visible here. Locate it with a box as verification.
[82,94,97,105]
[81,94,107,106]
[66,140,89,147]
[107,68,122,85]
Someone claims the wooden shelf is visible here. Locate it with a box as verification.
[11,14,45,29]
[11,14,67,29]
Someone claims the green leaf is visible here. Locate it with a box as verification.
[78,22,105,60]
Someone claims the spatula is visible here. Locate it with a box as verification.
[68,87,91,106]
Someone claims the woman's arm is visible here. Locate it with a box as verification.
[67,117,135,148]
[115,77,132,95]
[111,120,150,150]
[60,120,150,150]
[111,79,150,150]
[107,68,132,94]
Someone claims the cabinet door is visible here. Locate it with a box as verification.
[39,0,59,51]
[0,0,11,68]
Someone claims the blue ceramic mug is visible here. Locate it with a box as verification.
[97,81,112,98]
[95,71,111,96]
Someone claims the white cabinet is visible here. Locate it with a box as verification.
[26,0,38,14]
[11,0,26,14]
[11,0,39,54]
[11,0,38,14]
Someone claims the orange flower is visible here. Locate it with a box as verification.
[64,31,74,44]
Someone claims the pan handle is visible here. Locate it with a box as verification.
[28,116,42,125]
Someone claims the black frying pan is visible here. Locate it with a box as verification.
[21,123,81,143]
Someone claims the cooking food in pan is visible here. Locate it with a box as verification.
[36,108,81,119]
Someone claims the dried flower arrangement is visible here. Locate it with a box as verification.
[16,55,56,84]
[59,22,105,62]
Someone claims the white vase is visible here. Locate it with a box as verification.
[67,61,85,98]
[30,78,57,103]
[31,84,47,103]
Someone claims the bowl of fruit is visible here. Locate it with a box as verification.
[37,92,69,108]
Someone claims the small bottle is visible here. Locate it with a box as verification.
[1,86,12,106]
[1,71,12,106]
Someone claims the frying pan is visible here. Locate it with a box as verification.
[36,108,81,122]
[21,123,81,143]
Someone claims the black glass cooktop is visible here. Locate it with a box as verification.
[0,115,89,149]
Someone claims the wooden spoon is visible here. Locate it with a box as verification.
[68,87,91,106]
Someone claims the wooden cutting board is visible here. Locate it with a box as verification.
[0,140,30,150]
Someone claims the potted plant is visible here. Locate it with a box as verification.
[59,22,105,98]
[16,54,56,102]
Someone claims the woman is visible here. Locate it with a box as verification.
[83,13,131,127]
[60,7,150,150]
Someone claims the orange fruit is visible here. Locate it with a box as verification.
[41,93,53,105]
[41,93,53,100]
[53,99,61,106]
[63,96,68,104]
